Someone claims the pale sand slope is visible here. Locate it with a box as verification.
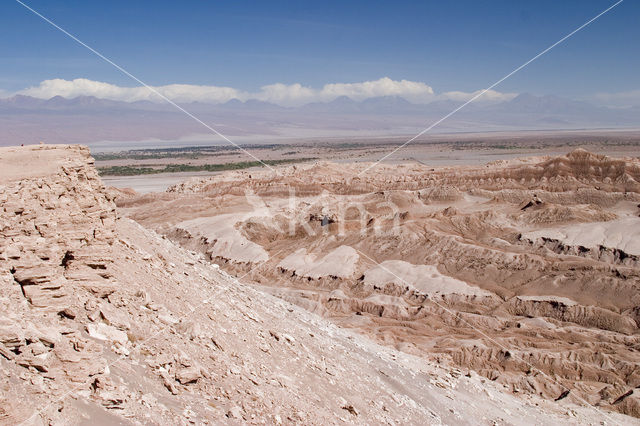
[176,214,269,263]
[523,216,640,256]
[279,246,359,279]
[364,260,493,297]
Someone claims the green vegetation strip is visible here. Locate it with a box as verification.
[92,144,295,161]
[97,158,316,176]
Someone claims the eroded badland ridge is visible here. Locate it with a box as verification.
[0,144,637,424]
[119,148,640,420]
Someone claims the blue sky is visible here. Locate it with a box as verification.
[0,0,638,104]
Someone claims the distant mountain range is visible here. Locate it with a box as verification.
[0,93,638,147]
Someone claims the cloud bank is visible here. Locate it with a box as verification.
[16,77,517,106]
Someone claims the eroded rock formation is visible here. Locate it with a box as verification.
[5,145,624,423]
[121,149,640,419]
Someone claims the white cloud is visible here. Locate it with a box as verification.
[16,77,515,106]
[320,77,435,102]
[251,77,436,105]
[440,89,517,103]
[591,90,640,108]
[254,82,316,105]
[19,78,244,104]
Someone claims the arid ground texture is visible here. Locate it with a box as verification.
[1,141,639,424]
